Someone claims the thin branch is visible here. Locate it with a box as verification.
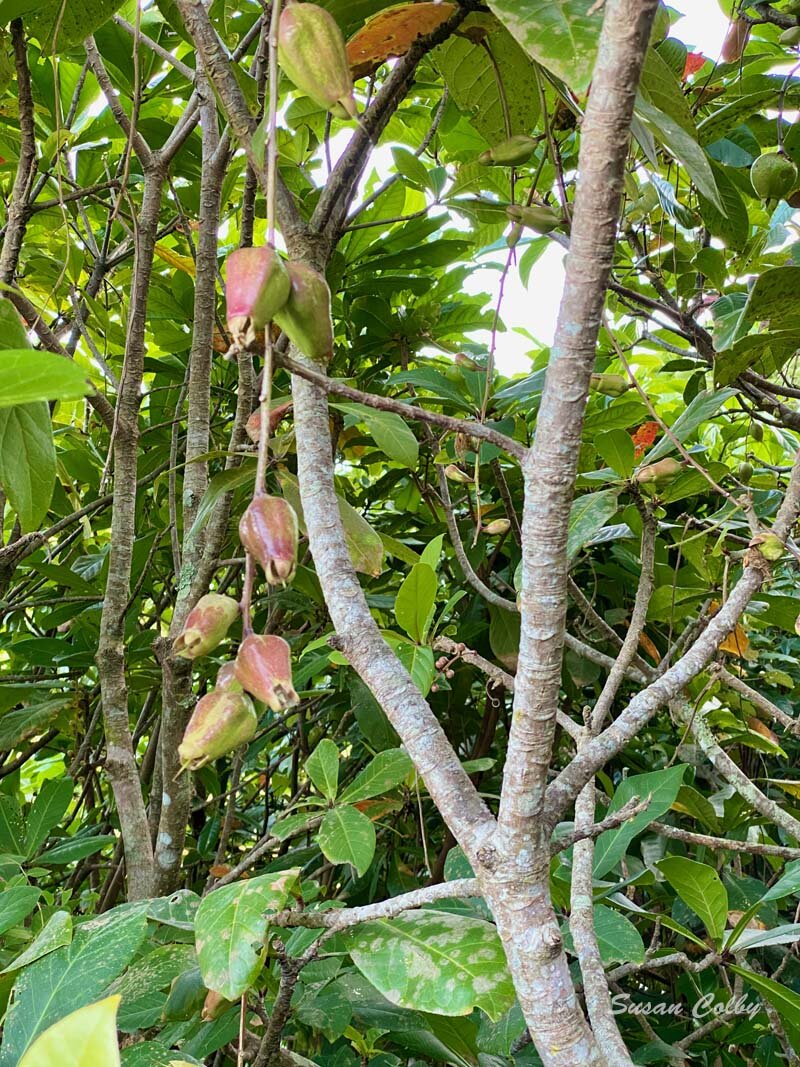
[650,820,800,860]
[272,879,481,930]
[277,350,527,459]
[710,663,800,737]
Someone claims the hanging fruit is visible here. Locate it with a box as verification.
[750,153,798,201]
[478,135,537,167]
[239,495,299,586]
[225,246,291,347]
[274,261,334,363]
[172,594,240,660]
[178,690,258,770]
[278,2,358,119]
[235,634,299,712]
[589,373,632,397]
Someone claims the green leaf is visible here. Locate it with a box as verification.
[593,765,688,878]
[306,738,340,801]
[740,267,800,332]
[395,563,437,644]
[343,910,514,1020]
[339,749,413,804]
[26,0,125,53]
[730,966,800,1050]
[488,605,519,672]
[194,870,299,1001]
[761,859,800,903]
[335,403,420,469]
[0,886,40,936]
[636,98,723,211]
[696,161,749,250]
[19,995,121,1067]
[714,330,800,388]
[0,905,149,1063]
[186,461,257,542]
[1,911,72,974]
[657,856,728,945]
[434,20,540,140]
[391,147,431,191]
[318,805,377,877]
[279,471,384,577]
[36,834,116,866]
[567,489,620,558]
[0,352,91,408]
[639,46,696,135]
[592,906,646,966]
[0,699,65,751]
[0,403,56,532]
[594,429,635,479]
[0,794,24,854]
[25,777,73,856]
[563,906,645,966]
[645,389,736,462]
[486,0,603,93]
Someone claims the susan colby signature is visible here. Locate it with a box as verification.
[611,991,761,1022]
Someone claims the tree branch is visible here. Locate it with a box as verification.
[498,0,661,849]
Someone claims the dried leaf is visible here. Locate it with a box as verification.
[638,631,662,664]
[347,2,457,79]
[747,717,779,746]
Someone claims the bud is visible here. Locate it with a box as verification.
[225,246,291,346]
[235,634,299,712]
[202,990,233,1022]
[444,464,472,484]
[748,531,784,562]
[780,25,800,46]
[172,594,240,660]
[589,373,632,397]
[484,518,511,536]
[246,400,293,444]
[454,352,482,371]
[216,662,243,692]
[274,261,334,363]
[239,495,299,585]
[278,3,357,120]
[634,457,683,484]
[178,689,258,770]
[506,203,561,234]
[721,19,750,63]
[478,135,537,167]
[506,222,523,248]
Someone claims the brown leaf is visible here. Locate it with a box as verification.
[727,910,767,931]
[747,716,779,746]
[709,600,752,659]
[209,864,231,878]
[637,631,661,664]
[346,2,456,79]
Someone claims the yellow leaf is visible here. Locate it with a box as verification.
[766,780,800,800]
[155,243,196,276]
[20,995,121,1067]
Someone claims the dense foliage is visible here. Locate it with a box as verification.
[2,0,800,1064]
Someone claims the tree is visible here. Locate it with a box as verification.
[1,0,800,1063]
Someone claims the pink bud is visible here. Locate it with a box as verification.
[234,634,299,712]
[225,246,291,346]
[172,594,240,660]
[239,495,298,585]
[178,689,258,770]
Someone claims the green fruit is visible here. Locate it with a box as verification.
[589,373,631,398]
[750,153,798,200]
[737,461,753,483]
[478,135,537,167]
[506,203,561,234]
[635,457,682,484]
[274,261,334,363]
[779,25,800,46]
[751,422,764,442]
[278,2,357,119]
